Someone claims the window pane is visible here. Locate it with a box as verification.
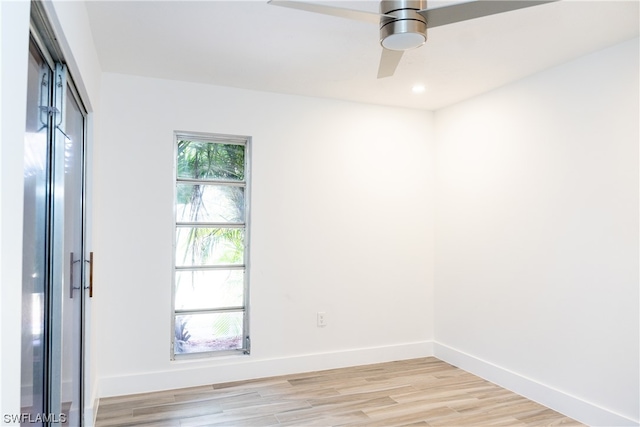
[176,184,244,223]
[177,141,245,181]
[173,134,249,359]
[175,270,244,310]
[176,227,244,266]
[174,313,243,354]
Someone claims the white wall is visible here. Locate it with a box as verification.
[434,38,639,426]
[0,0,30,422]
[95,73,435,396]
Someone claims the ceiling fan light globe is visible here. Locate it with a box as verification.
[382,32,426,51]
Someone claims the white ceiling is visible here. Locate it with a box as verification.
[85,0,639,110]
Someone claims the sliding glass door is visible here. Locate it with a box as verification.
[21,31,88,426]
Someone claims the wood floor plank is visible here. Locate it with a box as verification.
[278,410,370,427]
[95,357,584,427]
[259,383,343,400]
[354,403,448,427]
[333,380,417,395]
[276,396,396,424]
[97,395,177,412]
[307,385,416,406]
[201,414,280,427]
[178,400,311,427]
[172,389,260,404]
[131,399,222,418]
[98,418,182,427]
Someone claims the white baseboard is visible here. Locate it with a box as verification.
[98,340,434,398]
[434,342,639,427]
[83,383,100,427]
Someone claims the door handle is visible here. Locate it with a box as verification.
[84,252,94,297]
[69,252,82,298]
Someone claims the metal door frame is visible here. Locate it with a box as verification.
[28,2,89,424]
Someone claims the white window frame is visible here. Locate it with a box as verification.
[171,131,251,359]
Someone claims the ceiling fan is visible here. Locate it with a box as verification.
[268,0,557,78]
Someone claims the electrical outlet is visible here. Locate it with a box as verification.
[317,312,327,327]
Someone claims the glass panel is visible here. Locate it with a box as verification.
[174,312,244,354]
[21,39,50,425]
[176,227,244,266]
[175,270,244,310]
[176,184,244,223]
[60,85,84,426]
[177,140,245,181]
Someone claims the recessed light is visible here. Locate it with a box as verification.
[412,84,426,94]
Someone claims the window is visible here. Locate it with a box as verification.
[172,132,250,358]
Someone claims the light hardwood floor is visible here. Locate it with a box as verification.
[95,357,582,427]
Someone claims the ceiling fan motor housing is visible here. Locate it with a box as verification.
[380,0,427,51]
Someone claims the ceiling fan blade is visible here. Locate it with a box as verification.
[377,48,404,79]
[268,0,393,24]
[419,0,558,29]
